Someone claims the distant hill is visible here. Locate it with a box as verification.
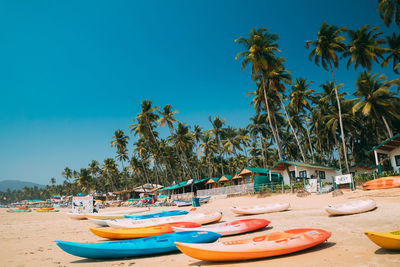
[0,180,45,191]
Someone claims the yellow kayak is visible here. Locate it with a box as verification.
[364,231,400,250]
[90,222,200,239]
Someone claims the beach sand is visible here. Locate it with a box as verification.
[1,188,400,267]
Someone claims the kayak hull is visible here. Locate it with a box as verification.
[231,203,290,215]
[325,200,376,215]
[55,231,221,259]
[362,176,400,190]
[90,222,201,239]
[365,231,400,250]
[172,219,270,236]
[175,228,331,262]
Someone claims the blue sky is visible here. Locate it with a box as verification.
[0,0,398,185]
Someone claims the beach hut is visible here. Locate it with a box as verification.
[205,177,220,189]
[349,163,378,176]
[218,175,234,186]
[366,133,400,173]
[113,184,163,201]
[268,160,339,185]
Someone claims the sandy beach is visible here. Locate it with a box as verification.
[1,189,400,267]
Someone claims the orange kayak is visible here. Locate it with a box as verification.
[39,207,54,211]
[175,228,331,261]
[362,176,400,190]
[90,222,201,239]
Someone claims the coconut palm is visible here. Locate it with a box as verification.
[235,27,284,160]
[61,167,72,183]
[76,168,93,194]
[382,33,400,73]
[353,71,400,138]
[344,25,387,71]
[377,0,400,28]
[111,129,129,167]
[305,22,350,173]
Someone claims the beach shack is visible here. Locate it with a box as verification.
[366,133,400,173]
[113,184,163,201]
[268,160,339,185]
[205,177,220,189]
[218,175,234,186]
[158,178,209,198]
[349,162,378,176]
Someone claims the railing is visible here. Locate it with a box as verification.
[197,183,254,197]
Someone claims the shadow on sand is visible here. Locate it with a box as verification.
[374,247,400,255]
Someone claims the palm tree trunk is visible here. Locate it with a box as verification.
[305,123,315,163]
[333,134,343,171]
[381,115,393,138]
[329,62,349,173]
[261,75,283,160]
[278,94,306,162]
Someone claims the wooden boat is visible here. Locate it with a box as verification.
[364,230,400,250]
[231,203,290,215]
[90,222,201,239]
[107,212,222,228]
[175,228,331,262]
[325,200,376,215]
[55,231,221,259]
[362,176,400,190]
[172,219,270,236]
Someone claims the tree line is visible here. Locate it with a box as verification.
[1,1,400,202]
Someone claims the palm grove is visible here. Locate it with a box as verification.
[2,1,400,203]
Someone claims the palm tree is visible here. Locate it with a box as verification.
[208,116,226,175]
[344,25,387,71]
[377,0,400,28]
[199,131,218,176]
[306,22,350,173]
[61,167,72,183]
[77,168,93,194]
[382,33,400,73]
[111,129,129,167]
[353,71,400,138]
[235,27,284,160]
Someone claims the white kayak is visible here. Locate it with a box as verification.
[325,200,376,215]
[107,212,222,228]
[231,203,290,215]
[68,208,149,220]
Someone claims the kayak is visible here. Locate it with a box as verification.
[231,203,290,215]
[364,231,400,250]
[362,176,400,190]
[172,219,270,236]
[36,209,60,212]
[39,207,54,211]
[90,222,201,239]
[68,208,150,220]
[325,200,376,215]
[175,228,331,261]
[124,210,188,219]
[85,209,159,220]
[107,212,222,228]
[7,209,32,213]
[55,231,221,259]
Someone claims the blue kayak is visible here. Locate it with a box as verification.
[124,210,188,219]
[55,231,221,259]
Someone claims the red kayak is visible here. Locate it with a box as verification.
[172,219,270,236]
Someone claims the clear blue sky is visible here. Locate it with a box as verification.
[0,0,397,185]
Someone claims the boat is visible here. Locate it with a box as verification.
[6,208,32,213]
[362,176,400,190]
[172,219,270,236]
[124,210,188,219]
[174,200,192,207]
[231,203,290,215]
[36,209,60,212]
[39,207,54,211]
[175,228,331,262]
[107,212,222,228]
[90,222,201,239]
[85,209,158,220]
[325,200,376,215]
[364,231,400,250]
[68,208,150,220]
[55,231,221,259]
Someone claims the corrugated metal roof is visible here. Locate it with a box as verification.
[269,160,337,171]
[366,133,400,154]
